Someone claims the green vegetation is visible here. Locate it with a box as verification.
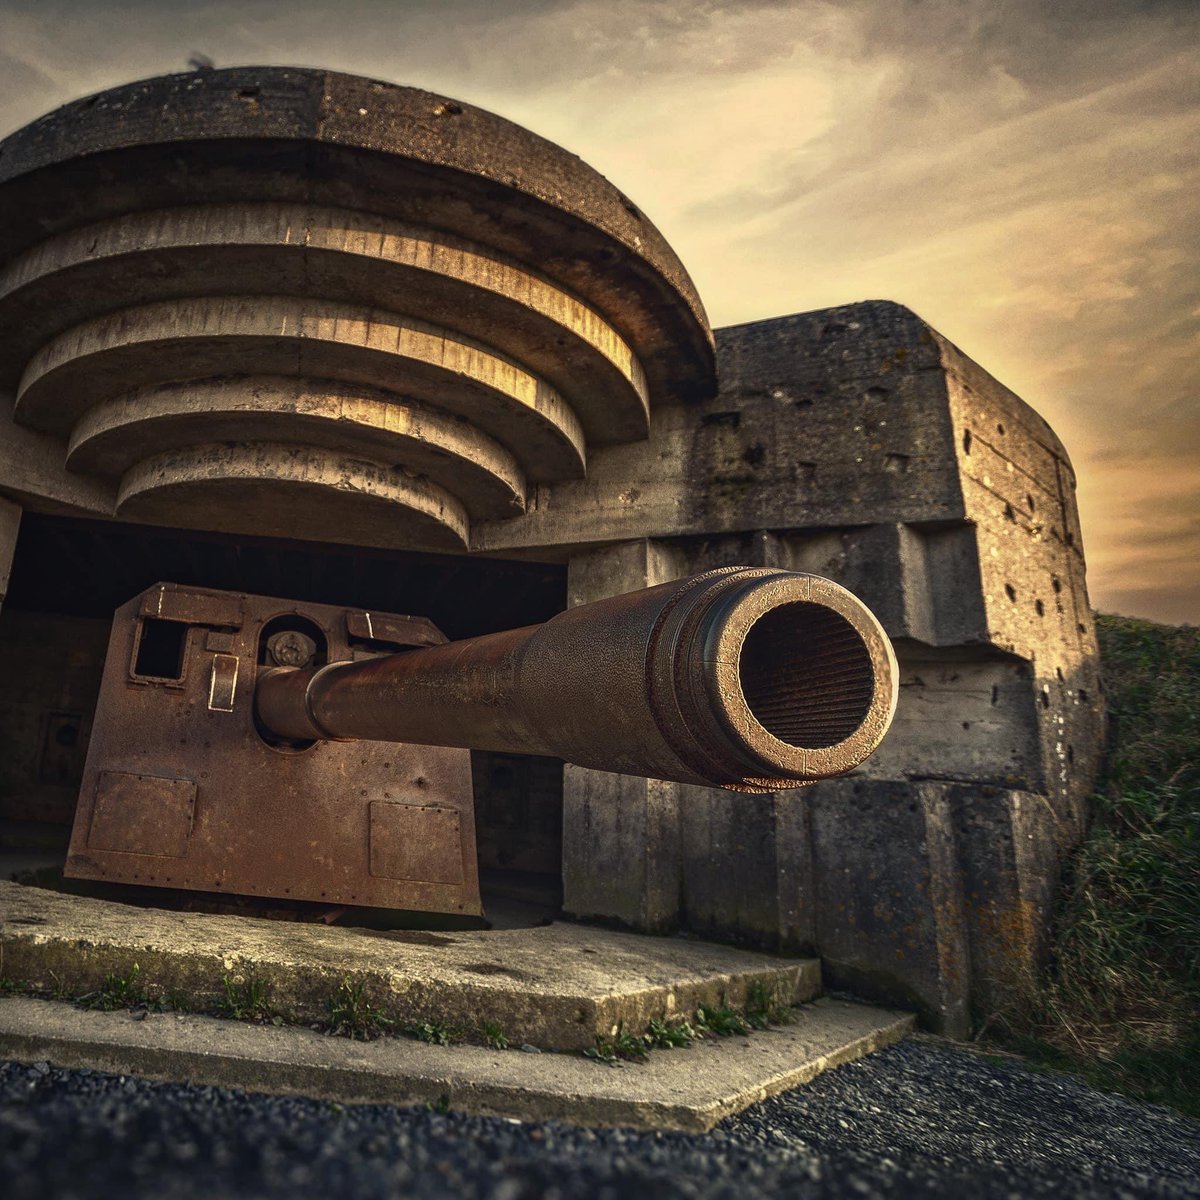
[478,1020,509,1050]
[990,613,1199,1115]
[217,975,277,1023]
[78,962,144,1012]
[746,980,796,1030]
[695,1004,751,1037]
[585,992,797,1064]
[325,977,394,1040]
[410,1019,454,1046]
[585,1021,651,1063]
[646,1016,697,1048]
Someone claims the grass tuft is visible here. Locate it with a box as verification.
[646,1016,697,1049]
[987,613,1199,1116]
[410,1019,454,1046]
[326,977,393,1040]
[478,1020,509,1050]
[217,975,275,1023]
[695,1004,751,1037]
[77,962,143,1012]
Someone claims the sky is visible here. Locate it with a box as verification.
[0,0,1196,624]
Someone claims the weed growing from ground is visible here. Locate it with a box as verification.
[746,980,795,1029]
[478,1021,509,1050]
[585,1023,651,1063]
[584,992,795,1064]
[411,1019,454,1046]
[325,978,393,1040]
[696,1004,751,1037]
[78,962,143,1011]
[217,975,276,1023]
[646,1016,697,1048]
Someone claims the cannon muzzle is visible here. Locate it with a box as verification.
[255,568,898,792]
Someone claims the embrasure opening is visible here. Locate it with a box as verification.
[738,602,875,749]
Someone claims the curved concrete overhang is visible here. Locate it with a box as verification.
[0,66,716,550]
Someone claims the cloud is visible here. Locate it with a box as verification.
[0,0,1196,622]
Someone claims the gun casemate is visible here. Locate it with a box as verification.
[65,570,896,916]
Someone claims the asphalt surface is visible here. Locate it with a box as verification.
[2,1037,1197,1199]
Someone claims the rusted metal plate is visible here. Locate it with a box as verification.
[345,611,447,649]
[369,801,465,884]
[207,653,239,712]
[87,771,196,858]
[65,586,482,916]
[138,583,243,628]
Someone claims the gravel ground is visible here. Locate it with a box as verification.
[2,1038,1197,1199]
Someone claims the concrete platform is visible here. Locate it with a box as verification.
[0,995,914,1132]
[0,881,820,1050]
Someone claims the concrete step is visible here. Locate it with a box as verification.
[0,995,914,1132]
[0,880,821,1051]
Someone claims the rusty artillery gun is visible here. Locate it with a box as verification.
[64,568,897,917]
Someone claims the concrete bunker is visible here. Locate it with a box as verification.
[0,66,1105,1036]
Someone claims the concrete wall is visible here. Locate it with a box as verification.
[0,609,109,826]
[548,303,1102,1036]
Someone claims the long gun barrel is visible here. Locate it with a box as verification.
[255,567,898,792]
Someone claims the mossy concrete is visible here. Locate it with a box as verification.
[0,882,819,1050]
[0,994,913,1132]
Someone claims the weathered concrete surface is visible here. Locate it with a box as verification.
[544,305,1102,1037]
[0,994,914,1132]
[0,68,712,406]
[561,540,686,931]
[807,780,970,1033]
[0,67,716,553]
[0,882,820,1051]
[0,496,18,611]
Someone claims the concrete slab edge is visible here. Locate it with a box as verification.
[0,995,915,1132]
[0,882,822,1051]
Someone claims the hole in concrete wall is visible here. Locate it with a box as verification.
[1040,685,1051,708]
[1035,598,1045,617]
[962,430,972,455]
[1056,667,1064,681]
[1078,689,1090,704]
[1067,744,1075,765]
[702,411,741,429]
[1026,494,1036,512]
[1005,583,1017,602]
[1004,503,1016,521]
[1052,577,1063,593]
[997,423,1006,435]
[738,603,874,749]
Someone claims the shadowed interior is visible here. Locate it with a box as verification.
[738,602,875,749]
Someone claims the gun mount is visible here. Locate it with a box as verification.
[65,570,896,917]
